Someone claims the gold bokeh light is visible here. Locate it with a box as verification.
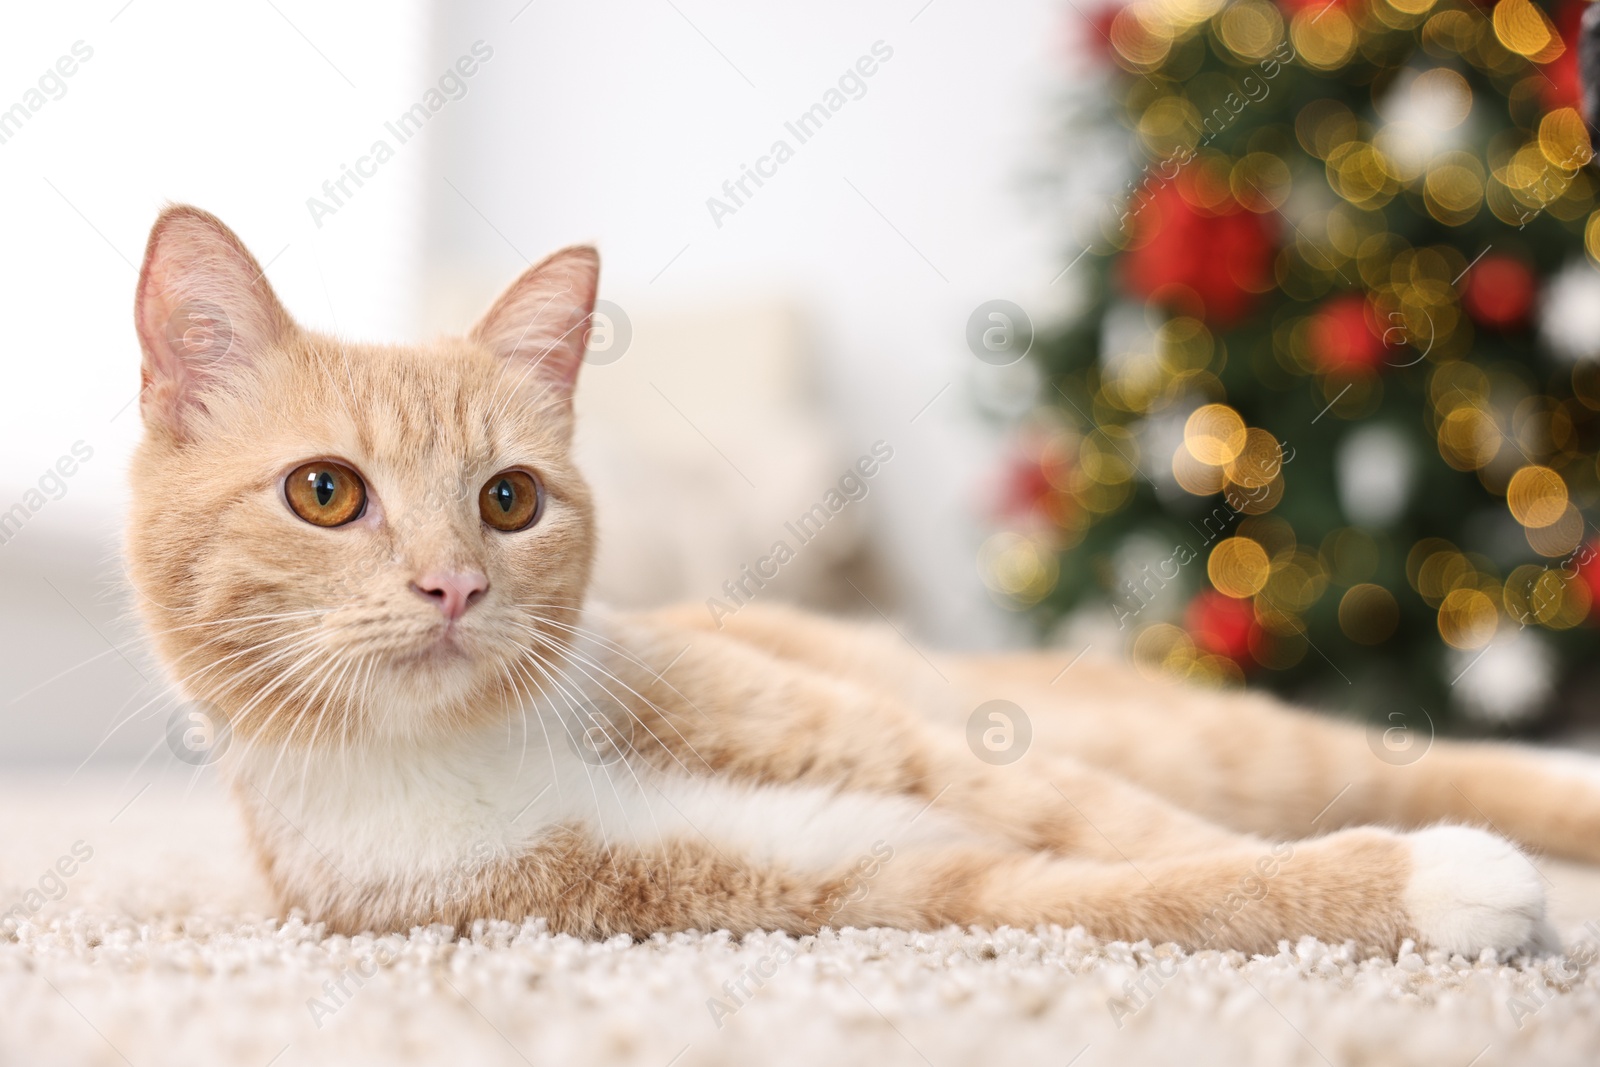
[1208,537,1272,598]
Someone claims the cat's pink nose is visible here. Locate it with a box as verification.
[411,570,488,621]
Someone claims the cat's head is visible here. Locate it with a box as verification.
[128,205,599,744]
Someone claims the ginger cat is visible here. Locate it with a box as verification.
[128,205,1597,958]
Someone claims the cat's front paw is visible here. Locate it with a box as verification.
[1403,825,1548,955]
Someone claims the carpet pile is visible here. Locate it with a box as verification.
[5,773,1600,1066]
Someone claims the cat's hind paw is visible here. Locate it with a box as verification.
[1403,825,1547,956]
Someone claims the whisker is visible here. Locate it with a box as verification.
[514,621,714,773]
[527,651,667,848]
[519,628,700,774]
[518,652,624,860]
[295,650,354,812]
[8,646,127,707]
[503,657,565,811]
[141,607,336,639]
[514,607,714,722]
[68,631,325,776]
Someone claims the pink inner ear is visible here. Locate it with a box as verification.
[471,246,600,399]
[137,265,235,386]
[134,206,290,433]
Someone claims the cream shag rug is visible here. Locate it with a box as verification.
[5,772,1600,1067]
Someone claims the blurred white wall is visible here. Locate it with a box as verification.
[0,0,1074,764]
[417,0,1072,646]
[0,0,430,762]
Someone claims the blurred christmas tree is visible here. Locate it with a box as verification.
[990,0,1600,730]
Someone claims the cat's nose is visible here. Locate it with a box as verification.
[410,569,489,621]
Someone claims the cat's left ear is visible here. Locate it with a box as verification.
[134,205,294,439]
[470,245,599,404]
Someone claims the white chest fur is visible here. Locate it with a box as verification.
[228,635,964,895]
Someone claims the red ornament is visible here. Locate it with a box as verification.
[997,452,1056,522]
[1540,1,1588,113]
[994,434,1077,530]
[1461,255,1537,331]
[1074,3,1121,62]
[1576,539,1600,612]
[1120,181,1276,327]
[1185,590,1258,663]
[1308,293,1385,371]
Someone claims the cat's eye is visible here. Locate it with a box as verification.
[284,460,367,527]
[479,469,542,531]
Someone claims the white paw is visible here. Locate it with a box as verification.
[1403,826,1546,955]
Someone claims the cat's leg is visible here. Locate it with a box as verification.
[1320,730,1600,865]
[624,608,1339,865]
[920,735,1256,860]
[914,713,1551,963]
[641,600,952,711]
[625,606,1596,868]
[376,822,1544,957]
[866,823,1547,957]
[953,652,1600,864]
[622,611,1256,862]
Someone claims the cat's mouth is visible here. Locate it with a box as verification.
[395,623,475,667]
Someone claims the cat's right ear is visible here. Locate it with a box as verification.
[134,205,294,439]
[470,245,599,407]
